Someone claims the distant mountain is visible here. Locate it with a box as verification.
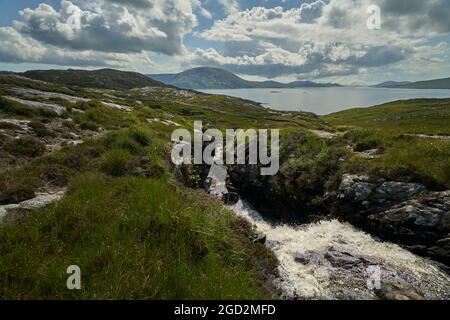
[394,77,450,89]
[148,67,342,89]
[375,77,450,89]
[23,68,165,90]
[374,81,411,88]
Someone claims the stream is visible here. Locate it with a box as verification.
[230,199,450,300]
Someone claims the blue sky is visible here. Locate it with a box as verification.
[0,0,449,84]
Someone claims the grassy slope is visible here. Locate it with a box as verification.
[2,75,330,299]
[23,69,164,90]
[324,99,450,135]
[324,99,450,189]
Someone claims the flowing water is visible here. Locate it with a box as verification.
[231,199,450,300]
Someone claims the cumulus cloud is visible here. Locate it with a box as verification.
[192,0,213,19]
[0,26,152,67]
[218,0,239,15]
[379,0,450,35]
[190,0,448,79]
[0,0,200,69]
[12,0,196,55]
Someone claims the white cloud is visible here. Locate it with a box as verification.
[0,26,153,67]
[12,0,197,55]
[217,0,239,15]
[191,0,449,79]
[192,0,213,19]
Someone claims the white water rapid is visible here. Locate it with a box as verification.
[231,199,450,300]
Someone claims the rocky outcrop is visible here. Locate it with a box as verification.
[293,246,426,300]
[0,189,66,221]
[336,174,450,265]
[4,96,66,116]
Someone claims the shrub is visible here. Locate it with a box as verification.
[29,120,55,137]
[0,122,21,131]
[39,164,74,187]
[0,171,40,205]
[62,120,77,130]
[99,149,138,177]
[129,128,152,147]
[0,133,8,147]
[3,137,46,157]
[79,121,98,131]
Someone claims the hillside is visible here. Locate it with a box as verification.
[376,77,450,89]
[23,69,165,90]
[374,81,411,88]
[323,98,450,135]
[148,67,341,89]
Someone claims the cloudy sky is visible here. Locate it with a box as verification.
[0,0,449,84]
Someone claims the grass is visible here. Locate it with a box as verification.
[0,96,38,118]
[0,170,41,205]
[0,121,278,299]
[324,99,450,135]
[99,149,138,177]
[0,174,276,299]
[324,99,450,189]
[3,137,46,157]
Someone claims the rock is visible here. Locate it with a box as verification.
[140,156,151,165]
[337,174,450,266]
[325,249,362,268]
[252,233,267,244]
[375,278,424,300]
[338,174,375,202]
[67,132,81,140]
[338,174,426,204]
[101,101,133,112]
[11,87,89,103]
[428,238,450,264]
[373,192,450,238]
[4,96,66,116]
[293,250,321,264]
[374,182,426,201]
[222,192,239,205]
[0,190,66,221]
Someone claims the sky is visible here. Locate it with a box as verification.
[0,0,449,85]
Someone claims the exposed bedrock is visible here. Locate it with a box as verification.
[336,174,450,266]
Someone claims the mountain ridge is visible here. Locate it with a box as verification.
[148,67,342,89]
[375,77,450,89]
[22,68,165,90]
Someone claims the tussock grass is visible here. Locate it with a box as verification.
[4,137,46,158]
[0,174,275,299]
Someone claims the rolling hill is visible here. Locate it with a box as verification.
[375,77,450,89]
[148,67,342,89]
[373,81,411,88]
[23,68,165,90]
